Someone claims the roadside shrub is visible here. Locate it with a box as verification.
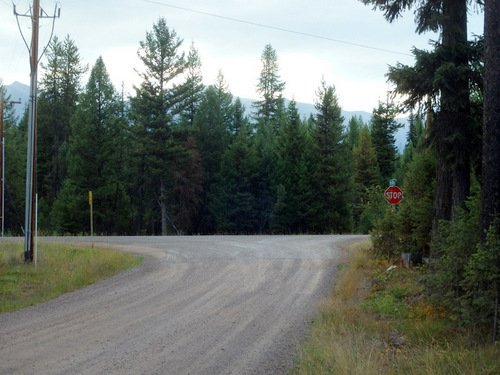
[371,205,401,260]
[354,185,386,234]
[428,192,500,336]
[370,148,435,260]
[461,221,500,336]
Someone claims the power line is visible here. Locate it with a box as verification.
[141,0,412,57]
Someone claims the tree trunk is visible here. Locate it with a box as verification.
[431,159,453,258]
[481,0,500,240]
[452,156,470,220]
[160,180,168,236]
[431,0,470,246]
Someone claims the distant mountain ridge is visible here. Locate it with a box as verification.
[5,82,408,151]
[238,97,373,124]
[238,97,408,151]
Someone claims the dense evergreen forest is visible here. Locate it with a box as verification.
[0,18,413,236]
[2,0,500,337]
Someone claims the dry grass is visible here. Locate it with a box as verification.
[292,241,500,375]
[0,241,143,314]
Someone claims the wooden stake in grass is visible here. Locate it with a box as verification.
[89,191,93,236]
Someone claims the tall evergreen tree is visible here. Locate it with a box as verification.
[253,122,277,233]
[208,123,259,233]
[311,80,353,233]
[272,100,317,233]
[353,125,379,188]
[1,81,26,235]
[229,97,249,137]
[171,136,204,234]
[481,0,500,239]
[192,73,233,232]
[370,101,401,184]
[52,57,133,234]
[253,44,286,133]
[406,111,418,148]
[174,42,204,129]
[129,18,187,235]
[477,0,500,335]
[214,70,235,134]
[395,114,425,186]
[362,0,482,237]
[37,35,86,229]
[250,45,287,231]
[193,78,232,178]
[345,115,364,150]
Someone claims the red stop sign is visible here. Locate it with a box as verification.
[385,186,404,205]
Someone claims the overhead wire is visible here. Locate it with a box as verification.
[141,0,413,57]
[12,1,31,53]
[1,1,27,78]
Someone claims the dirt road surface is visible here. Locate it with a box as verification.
[0,235,366,375]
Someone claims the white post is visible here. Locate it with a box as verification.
[1,135,4,237]
[35,193,38,267]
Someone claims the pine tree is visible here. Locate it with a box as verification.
[311,80,353,233]
[406,111,418,148]
[129,18,187,235]
[192,74,234,232]
[346,115,364,149]
[481,0,500,239]
[253,122,277,233]
[370,101,401,184]
[399,148,436,255]
[37,35,86,229]
[1,81,26,235]
[272,100,317,233]
[353,125,379,188]
[363,0,481,237]
[395,114,425,186]
[477,0,500,337]
[229,97,249,137]
[208,123,259,233]
[250,46,287,231]
[174,42,204,129]
[253,44,286,133]
[171,136,203,234]
[52,57,133,234]
[193,81,232,180]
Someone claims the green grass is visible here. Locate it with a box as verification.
[0,241,143,314]
[291,241,500,375]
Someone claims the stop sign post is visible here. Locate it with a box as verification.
[385,185,404,205]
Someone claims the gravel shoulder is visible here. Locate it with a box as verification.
[0,235,367,374]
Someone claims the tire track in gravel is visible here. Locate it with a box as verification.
[0,235,367,374]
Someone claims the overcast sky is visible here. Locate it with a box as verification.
[1,0,484,112]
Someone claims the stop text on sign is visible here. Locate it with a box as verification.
[385,186,404,205]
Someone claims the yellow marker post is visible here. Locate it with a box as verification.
[89,191,93,236]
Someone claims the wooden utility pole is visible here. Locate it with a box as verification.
[0,96,21,237]
[14,0,59,261]
[23,0,40,262]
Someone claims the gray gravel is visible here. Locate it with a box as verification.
[0,235,367,374]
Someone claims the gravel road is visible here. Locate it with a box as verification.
[0,235,367,375]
